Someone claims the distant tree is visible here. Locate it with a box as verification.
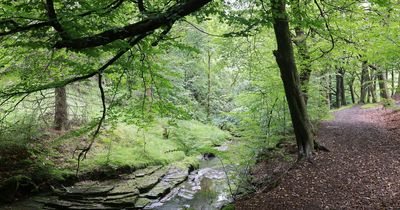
[54,86,68,130]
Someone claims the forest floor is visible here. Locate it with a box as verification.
[236,104,400,209]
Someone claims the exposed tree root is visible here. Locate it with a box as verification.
[314,140,330,152]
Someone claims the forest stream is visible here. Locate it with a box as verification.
[3,146,234,210]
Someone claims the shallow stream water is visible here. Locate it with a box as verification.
[148,157,233,210]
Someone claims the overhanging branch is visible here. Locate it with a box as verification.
[0,33,149,98]
[54,0,211,50]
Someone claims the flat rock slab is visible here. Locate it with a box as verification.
[34,165,186,209]
[64,185,114,196]
[35,196,117,210]
[141,181,171,199]
[108,179,139,195]
[134,198,153,209]
[135,167,167,193]
[163,166,189,187]
[141,167,188,200]
[134,165,163,177]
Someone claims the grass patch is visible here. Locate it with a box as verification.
[77,119,231,173]
[321,112,335,121]
[330,104,355,112]
[361,103,380,109]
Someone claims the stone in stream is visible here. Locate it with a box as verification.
[134,197,153,208]
[141,166,189,202]
[163,167,189,187]
[135,167,168,193]
[141,181,171,199]
[178,188,195,200]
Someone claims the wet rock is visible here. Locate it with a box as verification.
[108,179,139,195]
[106,192,138,201]
[36,197,114,209]
[135,167,167,193]
[178,188,195,200]
[63,183,114,196]
[163,166,189,187]
[103,194,138,207]
[134,165,163,177]
[141,181,171,199]
[134,197,152,208]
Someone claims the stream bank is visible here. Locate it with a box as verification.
[2,146,237,209]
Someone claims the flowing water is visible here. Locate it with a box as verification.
[147,157,233,210]
[2,148,236,210]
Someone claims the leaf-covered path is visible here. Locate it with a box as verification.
[237,105,400,209]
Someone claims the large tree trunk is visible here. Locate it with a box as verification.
[54,86,68,130]
[271,0,313,160]
[360,61,368,104]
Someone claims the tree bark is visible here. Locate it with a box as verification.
[294,27,312,105]
[207,50,211,120]
[360,61,368,104]
[370,65,390,100]
[391,69,395,96]
[349,77,355,104]
[271,0,313,160]
[335,67,346,107]
[369,67,377,103]
[397,70,400,94]
[54,86,68,130]
[336,71,342,107]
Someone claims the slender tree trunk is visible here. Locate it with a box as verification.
[349,77,355,104]
[207,50,211,120]
[360,61,368,104]
[369,68,377,103]
[369,65,389,100]
[322,75,331,109]
[391,69,395,96]
[397,70,400,94]
[54,86,68,130]
[294,27,311,105]
[271,0,313,160]
[336,71,342,108]
[340,68,346,105]
[328,74,332,108]
[336,67,346,107]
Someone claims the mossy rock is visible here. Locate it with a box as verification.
[0,175,37,203]
[134,197,152,208]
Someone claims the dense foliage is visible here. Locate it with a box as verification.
[0,0,399,204]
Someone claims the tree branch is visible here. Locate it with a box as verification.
[0,21,52,37]
[46,0,69,39]
[0,33,149,98]
[54,0,211,50]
